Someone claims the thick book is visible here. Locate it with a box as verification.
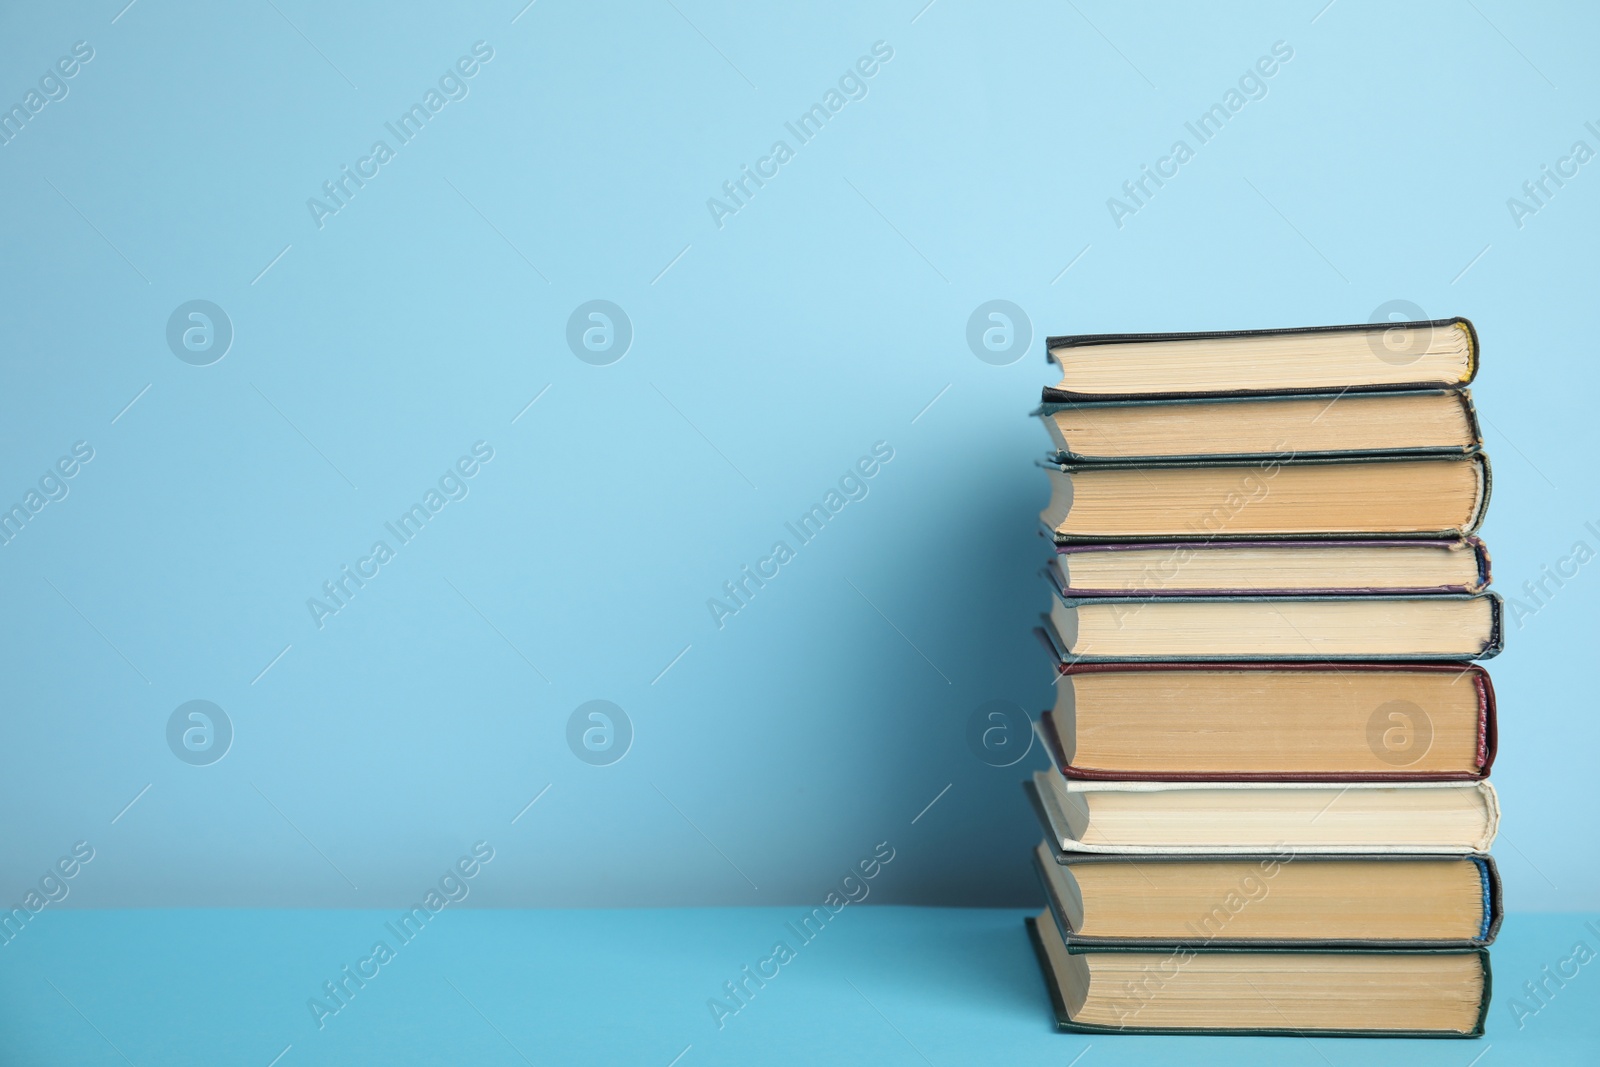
[1041,453,1491,542]
[1030,771,1499,855]
[1041,590,1504,662]
[1048,536,1491,597]
[1042,317,1478,403]
[1036,388,1481,463]
[1026,909,1490,1037]
[1024,816,1501,949]
[1039,662,1496,781]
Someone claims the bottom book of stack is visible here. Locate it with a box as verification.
[1023,778,1499,1037]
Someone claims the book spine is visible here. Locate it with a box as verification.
[1475,669,1497,774]
[1479,591,1505,658]
[1470,534,1493,589]
[1458,389,1485,452]
[1467,452,1494,535]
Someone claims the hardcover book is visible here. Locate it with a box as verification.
[1036,388,1481,463]
[1041,591,1504,662]
[1026,909,1490,1037]
[1047,537,1491,597]
[1024,833,1502,949]
[1038,661,1495,781]
[1040,453,1491,542]
[1030,771,1500,855]
[1042,317,1478,403]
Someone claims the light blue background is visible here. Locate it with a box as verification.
[1,0,1595,924]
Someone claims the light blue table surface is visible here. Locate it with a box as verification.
[2,907,1595,1065]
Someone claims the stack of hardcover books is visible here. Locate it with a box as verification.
[1023,318,1502,1038]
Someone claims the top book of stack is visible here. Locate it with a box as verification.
[1041,318,1477,403]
